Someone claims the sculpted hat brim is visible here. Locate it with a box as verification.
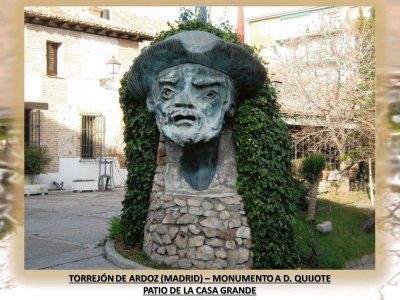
[127,31,266,103]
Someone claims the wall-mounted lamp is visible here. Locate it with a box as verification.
[106,56,121,80]
[100,56,121,91]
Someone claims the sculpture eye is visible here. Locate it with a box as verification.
[162,88,173,98]
[205,91,216,99]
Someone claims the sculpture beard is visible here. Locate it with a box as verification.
[146,64,235,147]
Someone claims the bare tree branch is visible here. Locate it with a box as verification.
[275,9,375,168]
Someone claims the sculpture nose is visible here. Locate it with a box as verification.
[175,103,195,109]
[174,89,195,109]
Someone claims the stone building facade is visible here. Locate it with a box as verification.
[24,7,166,189]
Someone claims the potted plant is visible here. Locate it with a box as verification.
[71,179,98,192]
[24,144,52,183]
[24,144,52,195]
[321,168,330,181]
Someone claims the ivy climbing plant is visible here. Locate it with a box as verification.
[233,85,300,268]
[119,15,300,268]
[119,71,159,247]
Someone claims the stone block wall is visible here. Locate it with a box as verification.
[143,129,253,269]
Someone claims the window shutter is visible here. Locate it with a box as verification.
[47,42,59,76]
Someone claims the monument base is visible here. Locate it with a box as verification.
[143,175,253,269]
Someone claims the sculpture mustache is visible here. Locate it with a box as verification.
[166,108,202,127]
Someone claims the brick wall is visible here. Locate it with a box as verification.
[25,22,141,173]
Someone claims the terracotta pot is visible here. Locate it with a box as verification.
[322,170,330,181]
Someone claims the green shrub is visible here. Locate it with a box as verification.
[24,144,52,178]
[119,71,159,247]
[108,217,124,239]
[300,153,326,184]
[233,85,300,268]
[290,179,309,212]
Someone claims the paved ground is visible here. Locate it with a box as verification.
[23,186,378,271]
[24,188,125,270]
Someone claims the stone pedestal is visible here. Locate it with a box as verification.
[143,127,253,269]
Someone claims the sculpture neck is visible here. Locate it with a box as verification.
[180,136,220,191]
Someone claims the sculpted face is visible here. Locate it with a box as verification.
[146,64,235,145]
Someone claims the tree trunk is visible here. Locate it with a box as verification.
[306,182,320,221]
[337,160,351,193]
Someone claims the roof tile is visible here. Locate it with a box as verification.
[24,6,170,39]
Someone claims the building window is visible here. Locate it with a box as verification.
[47,41,61,76]
[24,109,41,145]
[101,9,111,20]
[81,114,105,160]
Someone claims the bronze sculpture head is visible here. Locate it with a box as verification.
[128,31,266,190]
